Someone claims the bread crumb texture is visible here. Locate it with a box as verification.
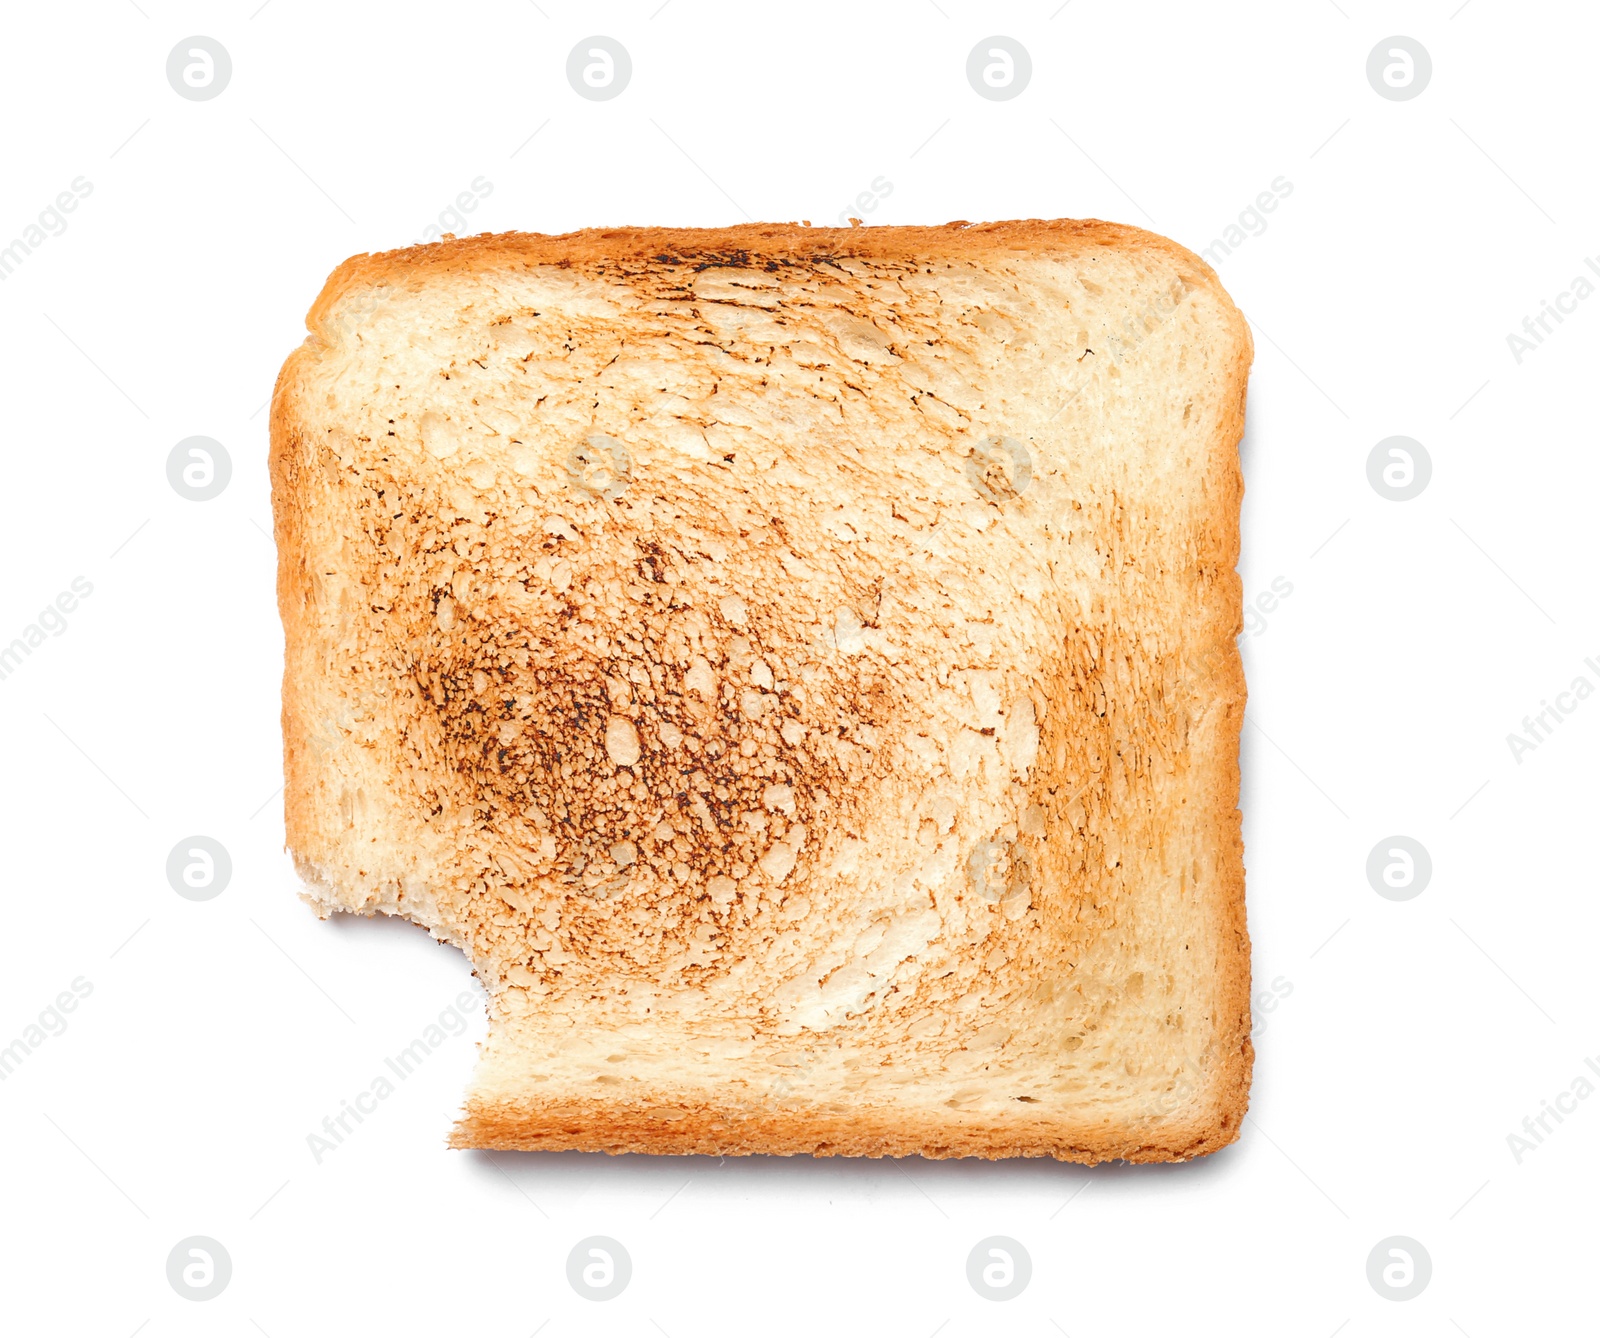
[270,220,1253,1162]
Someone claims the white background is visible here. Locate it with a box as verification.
[1,2,1594,1334]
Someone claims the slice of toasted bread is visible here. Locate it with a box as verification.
[269,220,1252,1162]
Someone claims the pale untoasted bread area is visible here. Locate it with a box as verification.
[270,221,1252,1162]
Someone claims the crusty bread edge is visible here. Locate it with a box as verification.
[294,217,1240,343]
[447,1097,1241,1163]
[1198,280,1253,1165]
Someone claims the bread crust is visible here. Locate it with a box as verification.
[271,219,1252,1163]
[449,1098,1242,1163]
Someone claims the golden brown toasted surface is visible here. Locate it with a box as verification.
[270,219,1252,1162]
